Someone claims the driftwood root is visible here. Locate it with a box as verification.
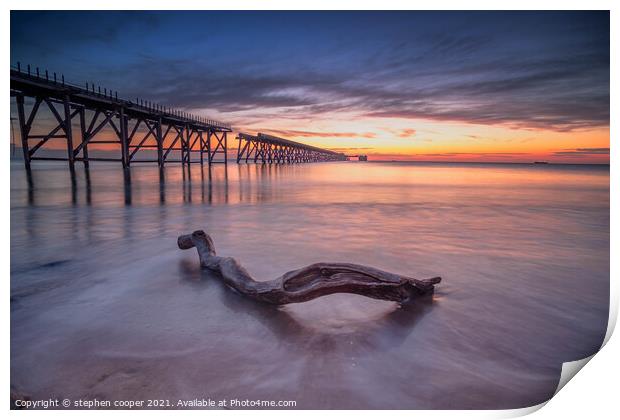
[178,230,441,305]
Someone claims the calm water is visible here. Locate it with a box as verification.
[10,160,609,409]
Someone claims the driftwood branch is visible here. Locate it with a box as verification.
[178,230,441,305]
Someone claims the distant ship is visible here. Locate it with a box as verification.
[534,161,549,164]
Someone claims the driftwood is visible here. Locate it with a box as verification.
[178,230,441,305]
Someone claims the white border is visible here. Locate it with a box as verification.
[3,1,616,419]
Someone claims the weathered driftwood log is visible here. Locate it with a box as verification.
[178,230,441,305]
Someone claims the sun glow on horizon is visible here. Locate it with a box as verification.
[11,11,609,165]
[228,112,610,164]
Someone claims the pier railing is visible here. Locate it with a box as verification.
[10,64,349,171]
[10,64,232,171]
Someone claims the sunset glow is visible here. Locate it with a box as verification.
[11,11,610,163]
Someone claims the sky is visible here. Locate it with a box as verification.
[10,11,610,163]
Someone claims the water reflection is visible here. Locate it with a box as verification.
[123,169,132,206]
[16,161,610,211]
[158,167,165,204]
[19,162,234,207]
[85,166,92,205]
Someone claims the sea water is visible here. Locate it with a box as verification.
[10,160,609,409]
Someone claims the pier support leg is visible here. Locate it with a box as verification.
[223,132,228,166]
[246,141,255,163]
[119,107,129,168]
[63,95,75,174]
[236,135,242,164]
[183,125,190,168]
[157,117,163,167]
[199,132,204,166]
[207,131,213,166]
[78,108,89,168]
[15,94,31,172]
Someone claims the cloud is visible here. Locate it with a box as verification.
[553,147,610,156]
[407,152,530,157]
[361,52,609,131]
[397,129,417,138]
[264,129,376,139]
[328,147,375,152]
[11,11,610,133]
[122,49,608,132]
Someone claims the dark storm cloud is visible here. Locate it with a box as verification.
[10,11,609,131]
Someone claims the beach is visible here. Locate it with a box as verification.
[10,160,609,409]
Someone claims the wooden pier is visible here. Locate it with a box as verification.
[10,64,347,172]
[10,65,232,172]
[236,133,346,163]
